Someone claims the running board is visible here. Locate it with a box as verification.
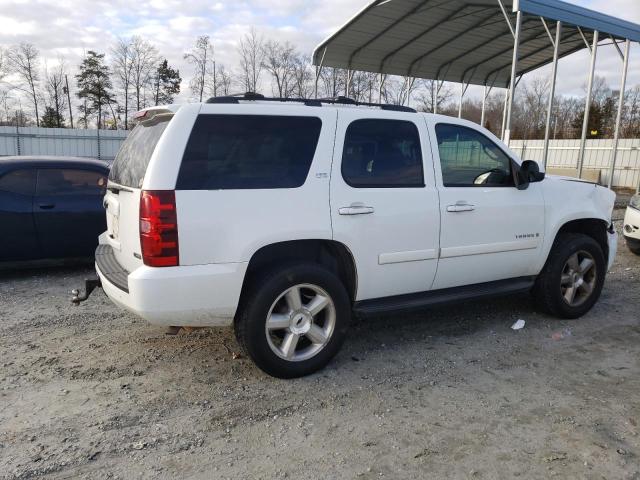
[353,277,535,316]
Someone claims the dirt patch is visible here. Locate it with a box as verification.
[1,215,639,479]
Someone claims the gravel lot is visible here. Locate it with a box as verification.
[1,213,639,480]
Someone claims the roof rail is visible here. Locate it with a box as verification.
[204,92,416,113]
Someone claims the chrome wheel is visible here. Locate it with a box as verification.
[265,284,336,362]
[560,250,597,307]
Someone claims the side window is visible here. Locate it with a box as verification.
[342,119,424,188]
[435,124,514,187]
[177,115,322,190]
[37,169,107,196]
[0,169,36,195]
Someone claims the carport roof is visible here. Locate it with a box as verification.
[312,0,640,88]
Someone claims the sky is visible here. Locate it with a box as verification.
[0,0,639,107]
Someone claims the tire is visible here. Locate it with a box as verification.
[235,263,351,378]
[626,239,640,256]
[630,246,640,256]
[533,233,606,319]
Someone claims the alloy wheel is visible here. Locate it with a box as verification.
[560,250,597,307]
[265,284,337,362]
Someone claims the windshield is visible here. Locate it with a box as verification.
[109,115,171,188]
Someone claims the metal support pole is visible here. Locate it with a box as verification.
[577,30,599,179]
[458,82,465,118]
[345,69,351,97]
[504,10,522,145]
[608,38,630,190]
[481,85,488,127]
[65,74,74,129]
[543,21,562,169]
[314,48,327,99]
[433,83,438,114]
[501,88,509,140]
[15,111,21,156]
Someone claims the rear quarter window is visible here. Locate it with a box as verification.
[176,115,322,190]
[109,115,171,188]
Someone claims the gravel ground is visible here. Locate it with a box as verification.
[1,213,639,480]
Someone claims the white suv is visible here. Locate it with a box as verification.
[90,94,617,378]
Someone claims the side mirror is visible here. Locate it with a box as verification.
[517,160,545,190]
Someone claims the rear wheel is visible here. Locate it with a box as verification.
[235,263,351,378]
[533,233,606,319]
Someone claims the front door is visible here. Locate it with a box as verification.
[427,121,545,290]
[330,110,440,301]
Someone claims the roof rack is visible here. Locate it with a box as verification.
[205,92,416,113]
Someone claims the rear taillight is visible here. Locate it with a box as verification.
[139,190,179,267]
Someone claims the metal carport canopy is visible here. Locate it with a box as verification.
[312,0,640,88]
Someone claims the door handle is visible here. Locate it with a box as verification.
[447,203,475,213]
[38,203,55,210]
[339,204,375,216]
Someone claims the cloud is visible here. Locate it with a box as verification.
[0,0,638,111]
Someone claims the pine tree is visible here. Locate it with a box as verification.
[41,105,64,128]
[76,51,114,129]
[153,59,181,105]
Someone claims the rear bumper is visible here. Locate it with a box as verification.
[96,245,248,327]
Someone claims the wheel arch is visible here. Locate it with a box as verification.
[239,239,358,304]
[549,217,610,262]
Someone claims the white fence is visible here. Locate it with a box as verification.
[1,126,638,189]
[0,126,128,162]
[510,139,640,190]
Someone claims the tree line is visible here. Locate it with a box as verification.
[1,30,639,140]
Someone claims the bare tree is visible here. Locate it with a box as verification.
[0,47,7,83]
[130,36,158,111]
[382,76,417,106]
[211,64,233,96]
[415,80,453,113]
[320,67,346,98]
[44,58,67,127]
[262,40,296,98]
[7,43,41,126]
[184,35,215,102]
[111,38,135,129]
[291,54,314,99]
[238,28,265,93]
[623,85,640,138]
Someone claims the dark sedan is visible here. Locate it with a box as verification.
[0,156,109,262]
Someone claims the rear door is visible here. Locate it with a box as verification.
[34,168,108,258]
[104,113,173,272]
[0,168,39,261]
[330,111,440,301]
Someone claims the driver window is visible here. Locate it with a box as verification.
[435,124,514,187]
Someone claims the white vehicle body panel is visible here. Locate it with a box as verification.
[623,205,640,241]
[330,109,440,300]
[424,115,546,290]
[176,104,337,266]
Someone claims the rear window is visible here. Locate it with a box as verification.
[109,115,171,188]
[176,115,322,190]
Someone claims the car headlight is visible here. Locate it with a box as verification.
[630,195,640,210]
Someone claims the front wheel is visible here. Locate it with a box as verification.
[533,233,606,319]
[235,263,351,378]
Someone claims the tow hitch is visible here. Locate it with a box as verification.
[71,278,102,305]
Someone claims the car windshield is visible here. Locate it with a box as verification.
[109,115,172,188]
